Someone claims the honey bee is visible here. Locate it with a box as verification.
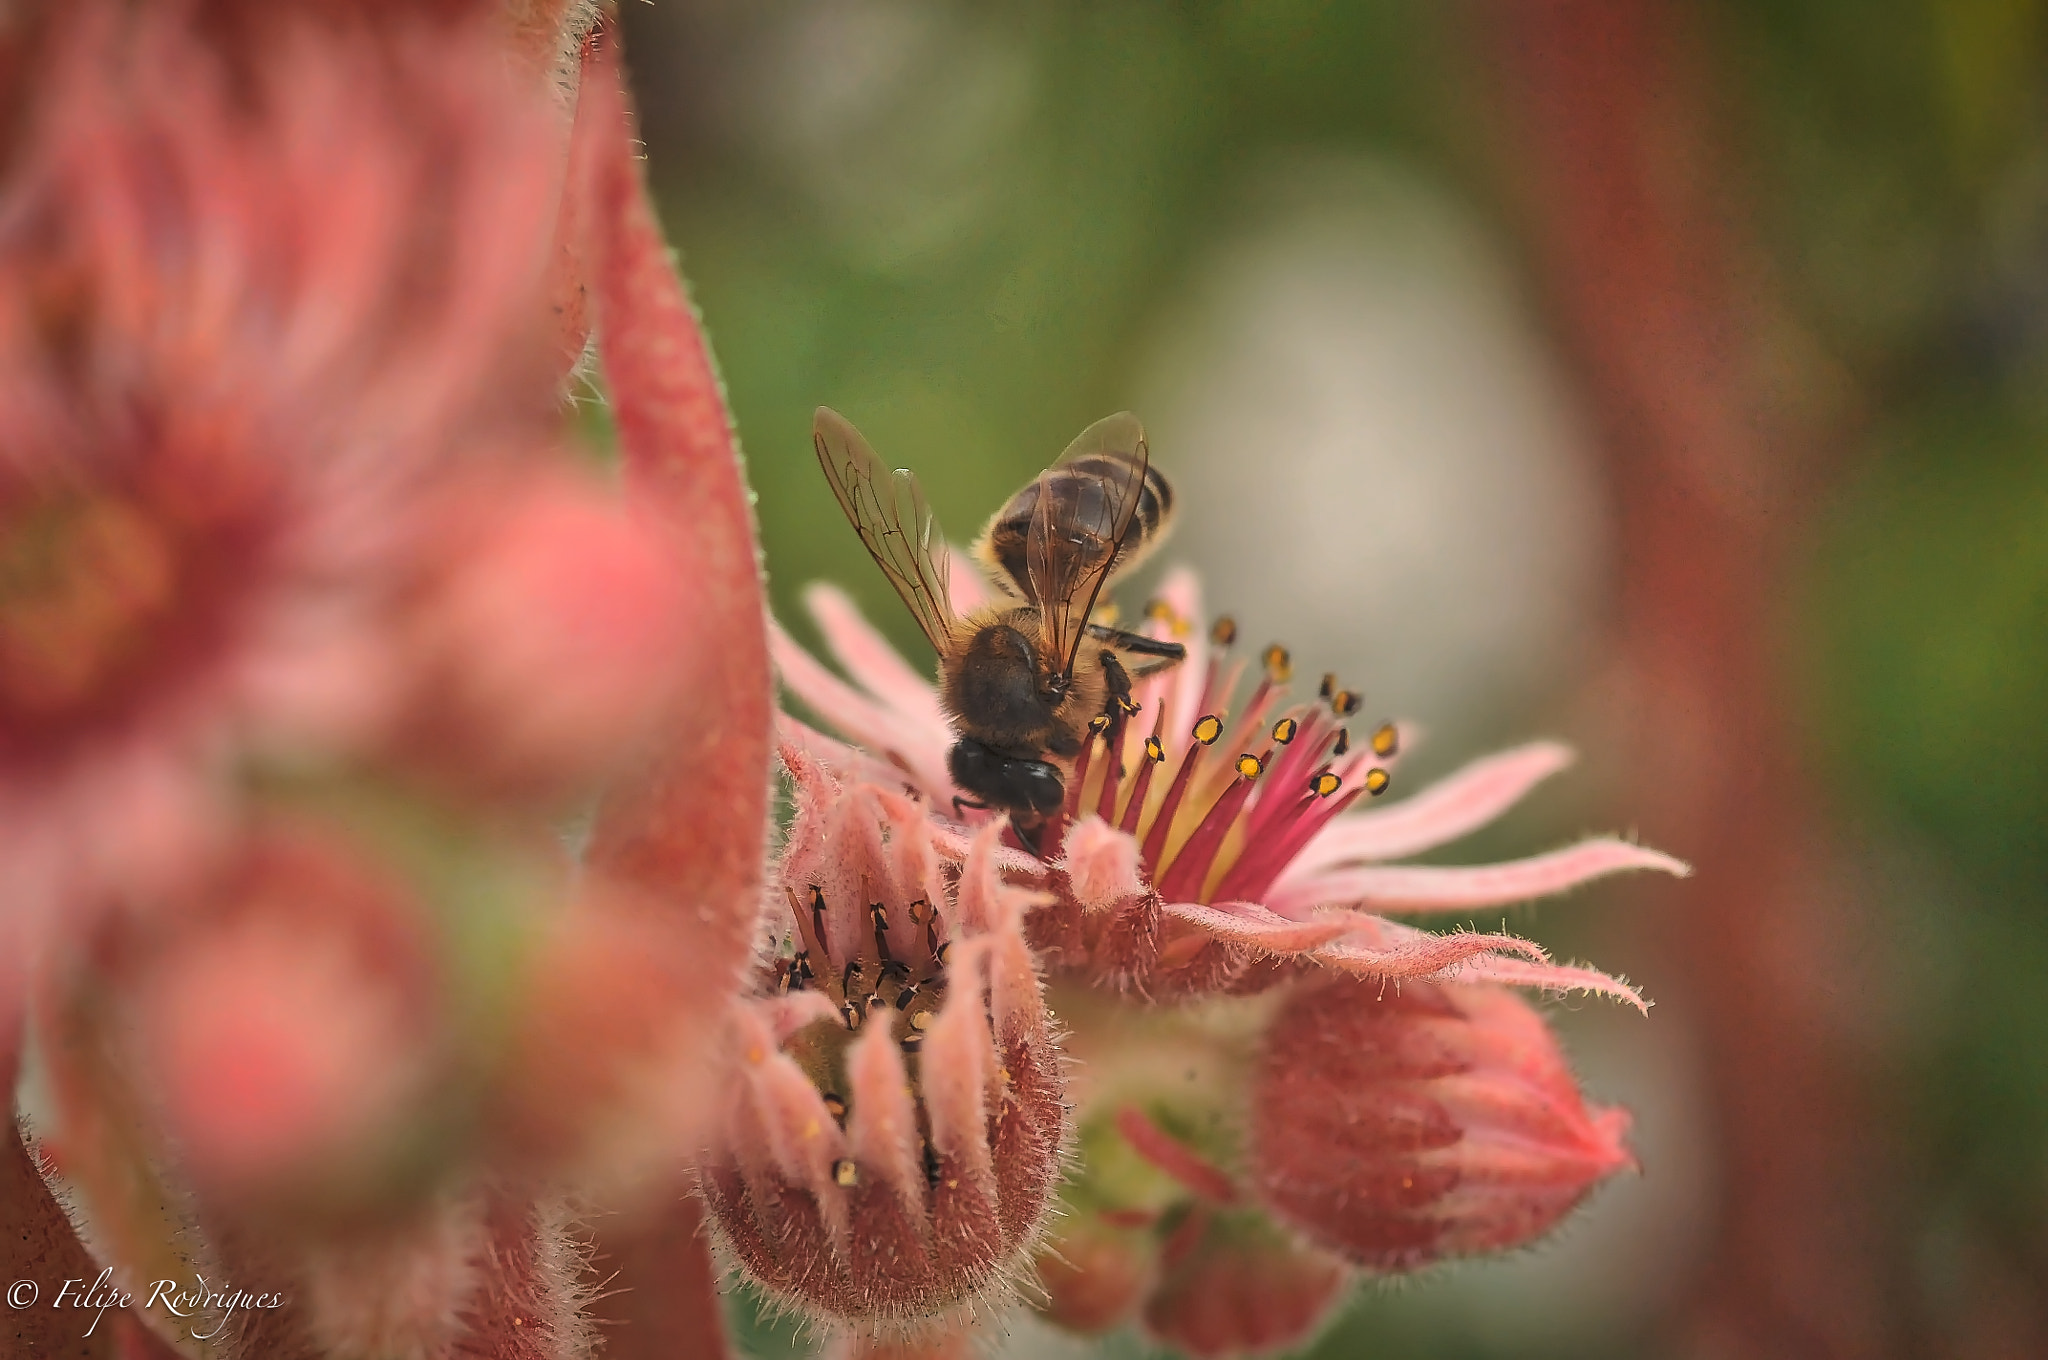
[814,407,1185,852]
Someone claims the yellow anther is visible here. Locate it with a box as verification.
[1312,771,1342,797]
[1271,717,1298,744]
[1192,715,1223,745]
[833,1159,859,1187]
[1145,598,1175,622]
[1089,713,1112,735]
[1235,753,1264,779]
[1332,689,1360,717]
[1371,722,1399,757]
[1331,727,1351,757]
[1144,735,1166,762]
[1262,644,1292,683]
[1210,616,1238,647]
[1364,767,1391,796]
[1095,600,1122,628]
[910,1010,933,1031]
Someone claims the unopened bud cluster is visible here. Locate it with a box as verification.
[700,739,1068,1328]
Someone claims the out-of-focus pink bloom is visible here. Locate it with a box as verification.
[1250,977,1635,1272]
[397,470,696,798]
[700,732,1067,1331]
[118,822,436,1197]
[0,11,531,877]
[0,3,688,1031]
[774,567,1684,1004]
[1140,1206,1348,1360]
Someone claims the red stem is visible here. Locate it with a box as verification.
[1486,3,1905,1354]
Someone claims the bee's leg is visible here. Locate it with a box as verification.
[1085,624,1188,677]
[1099,650,1143,717]
[1011,817,1046,858]
[951,795,991,820]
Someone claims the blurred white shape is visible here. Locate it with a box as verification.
[723,0,1039,272]
[1138,157,1610,743]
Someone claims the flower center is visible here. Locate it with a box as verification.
[1059,612,1400,905]
[774,883,953,1181]
[0,491,179,725]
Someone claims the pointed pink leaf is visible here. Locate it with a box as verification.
[1280,742,1579,881]
[1162,901,1355,956]
[1274,837,1691,915]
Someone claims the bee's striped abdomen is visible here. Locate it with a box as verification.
[975,455,1176,602]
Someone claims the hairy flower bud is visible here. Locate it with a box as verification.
[1248,978,1633,1272]
[1141,1207,1347,1360]
[700,743,1067,1327]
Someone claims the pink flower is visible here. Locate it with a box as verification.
[699,732,1067,1331]
[774,566,1684,1005]
[772,558,1686,1350]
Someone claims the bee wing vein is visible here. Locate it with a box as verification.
[813,409,956,651]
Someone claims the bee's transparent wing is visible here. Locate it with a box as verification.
[1026,412,1150,682]
[813,408,958,652]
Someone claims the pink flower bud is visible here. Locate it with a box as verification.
[701,765,1067,1327]
[1140,1207,1347,1360]
[1248,978,1634,1272]
[1035,1212,1156,1335]
[122,824,436,1196]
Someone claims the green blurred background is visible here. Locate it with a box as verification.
[617,2,2048,1355]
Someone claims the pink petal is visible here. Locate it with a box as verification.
[920,939,995,1185]
[1311,924,1552,981]
[771,621,954,806]
[946,546,993,613]
[802,582,949,733]
[777,713,917,797]
[1060,815,1144,910]
[1279,742,1579,883]
[1453,955,1650,1013]
[757,992,843,1042]
[845,1018,927,1210]
[1273,837,1691,915]
[1162,901,1355,956]
[927,818,1041,876]
[1152,567,1209,743]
